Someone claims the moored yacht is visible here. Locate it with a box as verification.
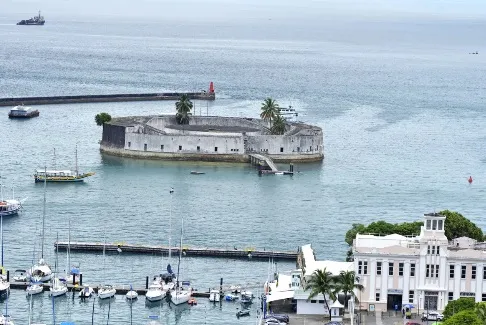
[29,259,52,282]
[26,280,43,296]
[98,285,116,299]
[49,278,67,297]
[145,282,165,302]
[0,279,9,299]
[78,286,94,299]
[8,105,39,118]
[0,200,21,217]
[209,289,220,302]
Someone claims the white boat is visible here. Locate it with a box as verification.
[209,289,220,302]
[126,290,138,300]
[0,280,9,299]
[26,282,43,295]
[0,314,14,325]
[170,215,192,305]
[29,259,52,282]
[98,285,116,299]
[49,278,67,297]
[8,105,39,118]
[79,286,94,298]
[229,285,241,293]
[146,283,165,302]
[12,270,28,282]
[0,200,21,217]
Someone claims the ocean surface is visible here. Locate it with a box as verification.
[1,11,486,324]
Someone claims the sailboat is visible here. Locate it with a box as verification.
[0,215,10,299]
[169,217,191,305]
[29,169,52,282]
[0,184,22,217]
[33,146,95,183]
[97,235,116,299]
[49,234,67,297]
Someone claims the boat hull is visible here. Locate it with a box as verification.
[0,282,10,299]
[0,208,20,217]
[50,286,68,297]
[34,177,85,183]
[170,291,191,305]
[98,288,116,299]
[8,111,39,118]
[79,287,94,298]
[26,285,43,295]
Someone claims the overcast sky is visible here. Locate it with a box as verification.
[3,0,486,21]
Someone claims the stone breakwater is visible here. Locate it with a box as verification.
[100,115,324,163]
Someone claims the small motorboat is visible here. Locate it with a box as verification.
[26,282,43,296]
[0,314,15,325]
[79,286,94,299]
[145,283,165,302]
[12,270,28,282]
[225,293,239,301]
[229,285,241,294]
[188,297,197,305]
[98,284,116,299]
[236,309,250,318]
[190,171,205,175]
[126,290,138,300]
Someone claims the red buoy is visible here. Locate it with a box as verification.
[468,176,473,184]
[209,81,214,93]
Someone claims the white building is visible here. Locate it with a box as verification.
[353,212,486,313]
[265,244,353,315]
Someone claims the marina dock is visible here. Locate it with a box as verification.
[0,91,215,107]
[249,153,294,175]
[54,241,298,260]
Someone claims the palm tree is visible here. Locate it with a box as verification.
[95,112,112,126]
[305,268,336,320]
[175,94,193,124]
[260,98,279,127]
[333,270,363,312]
[270,114,286,135]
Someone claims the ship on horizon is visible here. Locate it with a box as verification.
[17,11,45,25]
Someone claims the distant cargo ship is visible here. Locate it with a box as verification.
[17,11,45,25]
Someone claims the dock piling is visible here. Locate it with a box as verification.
[80,273,83,286]
[145,276,149,289]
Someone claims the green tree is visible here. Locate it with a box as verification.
[443,310,482,325]
[333,270,363,311]
[305,268,336,320]
[475,302,486,324]
[260,98,279,126]
[440,210,483,242]
[443,297,476,320]
[175,94,193,124]
[345,224,366,246]
[270,114,286,135]
[95,112,112,126]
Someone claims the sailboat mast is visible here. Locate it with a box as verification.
[41,166,47,259]
[55,233,59,275]
[169,187,174,260]
[1,216,3,267]
[176,217,183,288]
[68,218,71,275]
[75,145,79,177]
[53,148,56,170]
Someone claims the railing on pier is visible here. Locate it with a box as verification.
[249,153,278,172]
[54,241,298,261]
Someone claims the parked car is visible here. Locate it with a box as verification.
[421,311,444,321]
[266,314,290,324]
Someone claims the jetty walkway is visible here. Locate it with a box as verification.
[249,153,294,175]
[54,242,298,261]
[0,91,215,107]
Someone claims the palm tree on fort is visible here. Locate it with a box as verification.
[260,98,279,127]
[305,268,336,320]
[175,94,193,124]
[333,270,363,313]
[270,114,286,135]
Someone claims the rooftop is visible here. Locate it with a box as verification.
[301,244,353,276]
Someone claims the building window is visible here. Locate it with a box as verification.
[448,292,454,301]
[178,145,182,151]
[310,300,317,303]
[318,300,324,304]
[473,265,477,279]
[363,261,368,275]
[160,145,164,151]
[483,266,486,279]
[450,265,455,278]
[376,293,380,301]
[409,290,414,303]
[438,220,443,230]
[297,147,300,152]
[432,220,437,230]
[427,245,431,254]
[399,263,404,276]
[410,263,415,276]
[426,265,430,278]
[462,265,466,279]
[436,265,440,278]
[389,262,394,276]
[144,144,147,151]
[377,262,382,275]
[483,294,486,302]
[426,220,431,230]
[280,147,284,153]
[214,147,218,152]
[128,142,131,148]
[197,146,200,152]
[358,261,362,275]
[426,264,439,278]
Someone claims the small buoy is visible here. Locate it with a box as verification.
[468,176,473,184]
